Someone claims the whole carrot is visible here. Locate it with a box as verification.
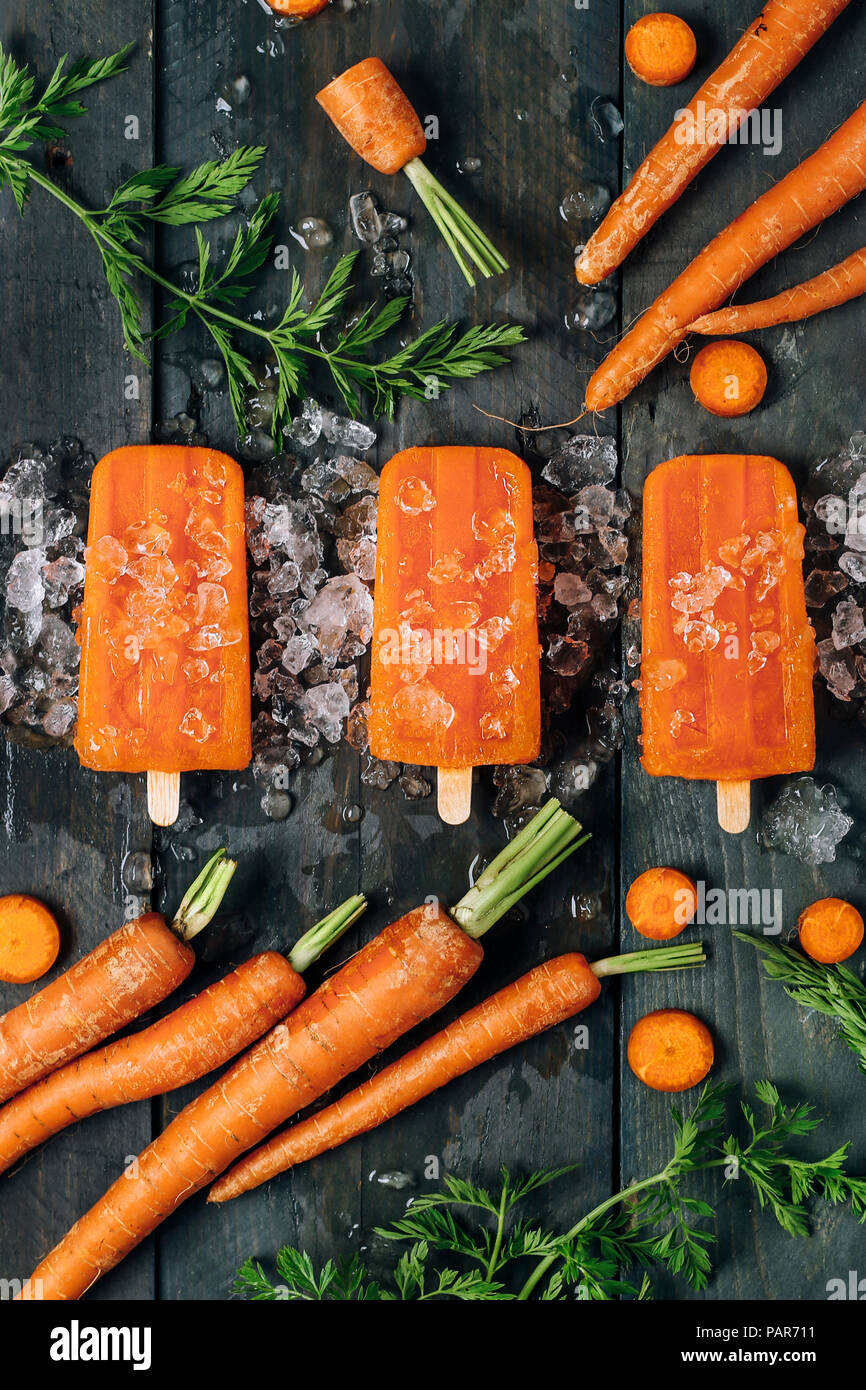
[21,801,586,1300]
[0,850,235,1105]
[689,247,866,334]
[0,896,364,1175]
[577,0,851,285]
[585,99,866,412]
[209,941,706,1200]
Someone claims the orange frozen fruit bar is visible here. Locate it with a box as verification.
[640,454,815,781]
[369,446,540,768]
[74,445,251,773]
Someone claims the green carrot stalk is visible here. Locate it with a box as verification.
[450,799,589,938]
[172,848,237,940]
[289,895,367,974]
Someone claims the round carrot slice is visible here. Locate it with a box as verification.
[625,13,697,87]
[689,339,768,416]
[798,897,864,964]
[627,1008,714,1092]
[0,895,61,984]
[270,0,328,14]
[626,867,697,940]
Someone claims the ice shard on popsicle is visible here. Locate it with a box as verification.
[74,446,251,818]
[369,446,540,822]
[640,454,815,831]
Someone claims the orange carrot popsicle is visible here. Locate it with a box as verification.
[74,446,251,824]
[640,454,815,833]
[369,446,541,824]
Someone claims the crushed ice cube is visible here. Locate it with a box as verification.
[831,596,866,649]
[761,777,853,866]
[838,551,866,583]
[349,191,382,243]
[542,436,617,491]
[285,398,322,449]
[320,414,377,452]
[303,682,351,743]
[6,549,46,611]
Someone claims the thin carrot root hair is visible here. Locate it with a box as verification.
[471,403,590,432]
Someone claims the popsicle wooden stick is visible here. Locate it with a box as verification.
[717,780,750,834]
[148,772,180,827]
[438,768,473,825]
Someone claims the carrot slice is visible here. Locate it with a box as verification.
[626,868,697,940]
[268,0,328,14]
[627,1008,714,1091]
[798,897,864,964]
[0,896,61,984]
[625,13,697,86]
[689,339,767,416]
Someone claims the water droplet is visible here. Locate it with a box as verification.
[122,850,153,894]
[261,786,292,820]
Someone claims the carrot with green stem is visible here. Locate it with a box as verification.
[585,99,866,412]
[20,800,586,1300]
[317,58,508,288]
[210,940,707,1200]
[689,247,866,335]
[577,0,852,285]
[0,850,235,1106]
[0,896,365,1175]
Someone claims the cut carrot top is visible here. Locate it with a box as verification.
[689,339,767,417]
[628,1008,714,1092]
[798,897,864,964]
[625,13,697,86]
[317,57,508,287]
[626,868,697,941]
[0,895,61,984]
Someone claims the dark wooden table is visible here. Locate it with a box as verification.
[1,0,864,1301]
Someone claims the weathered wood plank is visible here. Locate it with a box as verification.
[0,2,155,1299]
[152,0,620,1299]
[619,0,866,1299]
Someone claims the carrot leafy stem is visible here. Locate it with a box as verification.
[734,932,866,1076]
[235,1083,866,1301]
[0,42,524,441]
